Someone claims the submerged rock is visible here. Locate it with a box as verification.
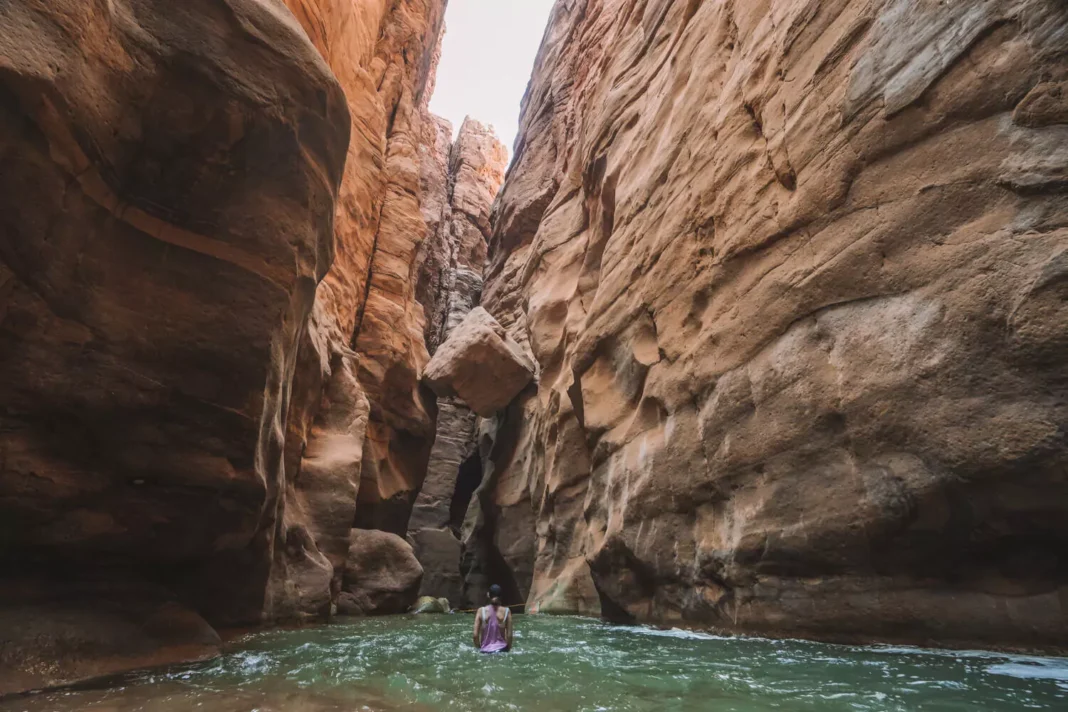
[410,596,450,614]
[338,530,424,616]
[422,308,536,417]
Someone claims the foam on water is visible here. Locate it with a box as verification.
[4,615,1066,711]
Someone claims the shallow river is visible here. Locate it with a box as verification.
[5,615,1068,711]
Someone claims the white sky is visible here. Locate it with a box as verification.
[429,0,558,158]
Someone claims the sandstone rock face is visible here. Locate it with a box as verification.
[410,526,467,605]
[0,578,220,697]
[419,118,510,353]
[0,0,347,639]
[337,529,423,616]
[481,0,1068,649]
[410,119,506,609]
[423,307,536,417]
[0,0,451,693]
[269,0,447,621]
[273,3,447,628]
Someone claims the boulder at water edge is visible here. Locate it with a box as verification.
[337,530,423,616]
[410,596,450,614]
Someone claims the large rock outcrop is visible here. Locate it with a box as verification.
[0,0,457,692]
[337,529,423,616]
[480,0,1068,648]
[0,0,349,673]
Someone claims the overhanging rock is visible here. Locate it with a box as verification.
[422,308,535,417]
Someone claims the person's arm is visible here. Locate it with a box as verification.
[472,608,482,649]
[505,609,514,650]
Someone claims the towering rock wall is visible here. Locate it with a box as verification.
[482,0,1068,649]
[0,0,349,692]
[411,118,507,607]
[0,0,461,693]
[272,0,447,619]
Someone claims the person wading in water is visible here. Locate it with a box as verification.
[472,584,513,653]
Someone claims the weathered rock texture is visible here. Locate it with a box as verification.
[0,0,453,692]
[273,0,447,628]
[417,118,509,354]
[337,529,423,615]
[0,0,349,668]
[410,118,506,608]
[0,579,220,696]
[480,0,1068,649]
[424,307,536,417]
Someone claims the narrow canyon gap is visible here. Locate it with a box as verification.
[1,0,1067,697]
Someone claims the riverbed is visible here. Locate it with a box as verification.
[4,615,1066,711]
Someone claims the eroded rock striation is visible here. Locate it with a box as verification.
[0,0,473,693]
[410,118,507,608]
[479,0,1068,648]
[268,0,450,624]
[0,0,348,690]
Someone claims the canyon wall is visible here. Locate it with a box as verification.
[411,119,507,608]
[0,0,350,692]
[272,0,447,619]
[481,0,1068,649]
[0,0,461,693]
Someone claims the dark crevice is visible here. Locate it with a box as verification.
[448,452,482,535]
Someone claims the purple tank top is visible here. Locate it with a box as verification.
[479,605,509,653]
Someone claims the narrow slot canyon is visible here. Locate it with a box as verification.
[1,0,1067,708]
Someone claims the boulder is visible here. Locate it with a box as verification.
[422,308,535,417]
[337,530,423,616]
[410,596,450,614]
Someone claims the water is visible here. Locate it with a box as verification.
[4,615,1067,711]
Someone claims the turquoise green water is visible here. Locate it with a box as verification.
[5,615,1068,711]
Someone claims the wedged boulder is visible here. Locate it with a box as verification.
[422,308,535,417]
[337,530,423,616]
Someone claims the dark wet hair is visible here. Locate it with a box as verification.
[487,584,503,605]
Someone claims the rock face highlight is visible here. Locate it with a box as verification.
[273,0,447,629]
[480,0,1068,648]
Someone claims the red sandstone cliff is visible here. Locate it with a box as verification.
[273,0,447,619]
[479,0,1068,649]
[0,0,464,693]
[0,0,350,692]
